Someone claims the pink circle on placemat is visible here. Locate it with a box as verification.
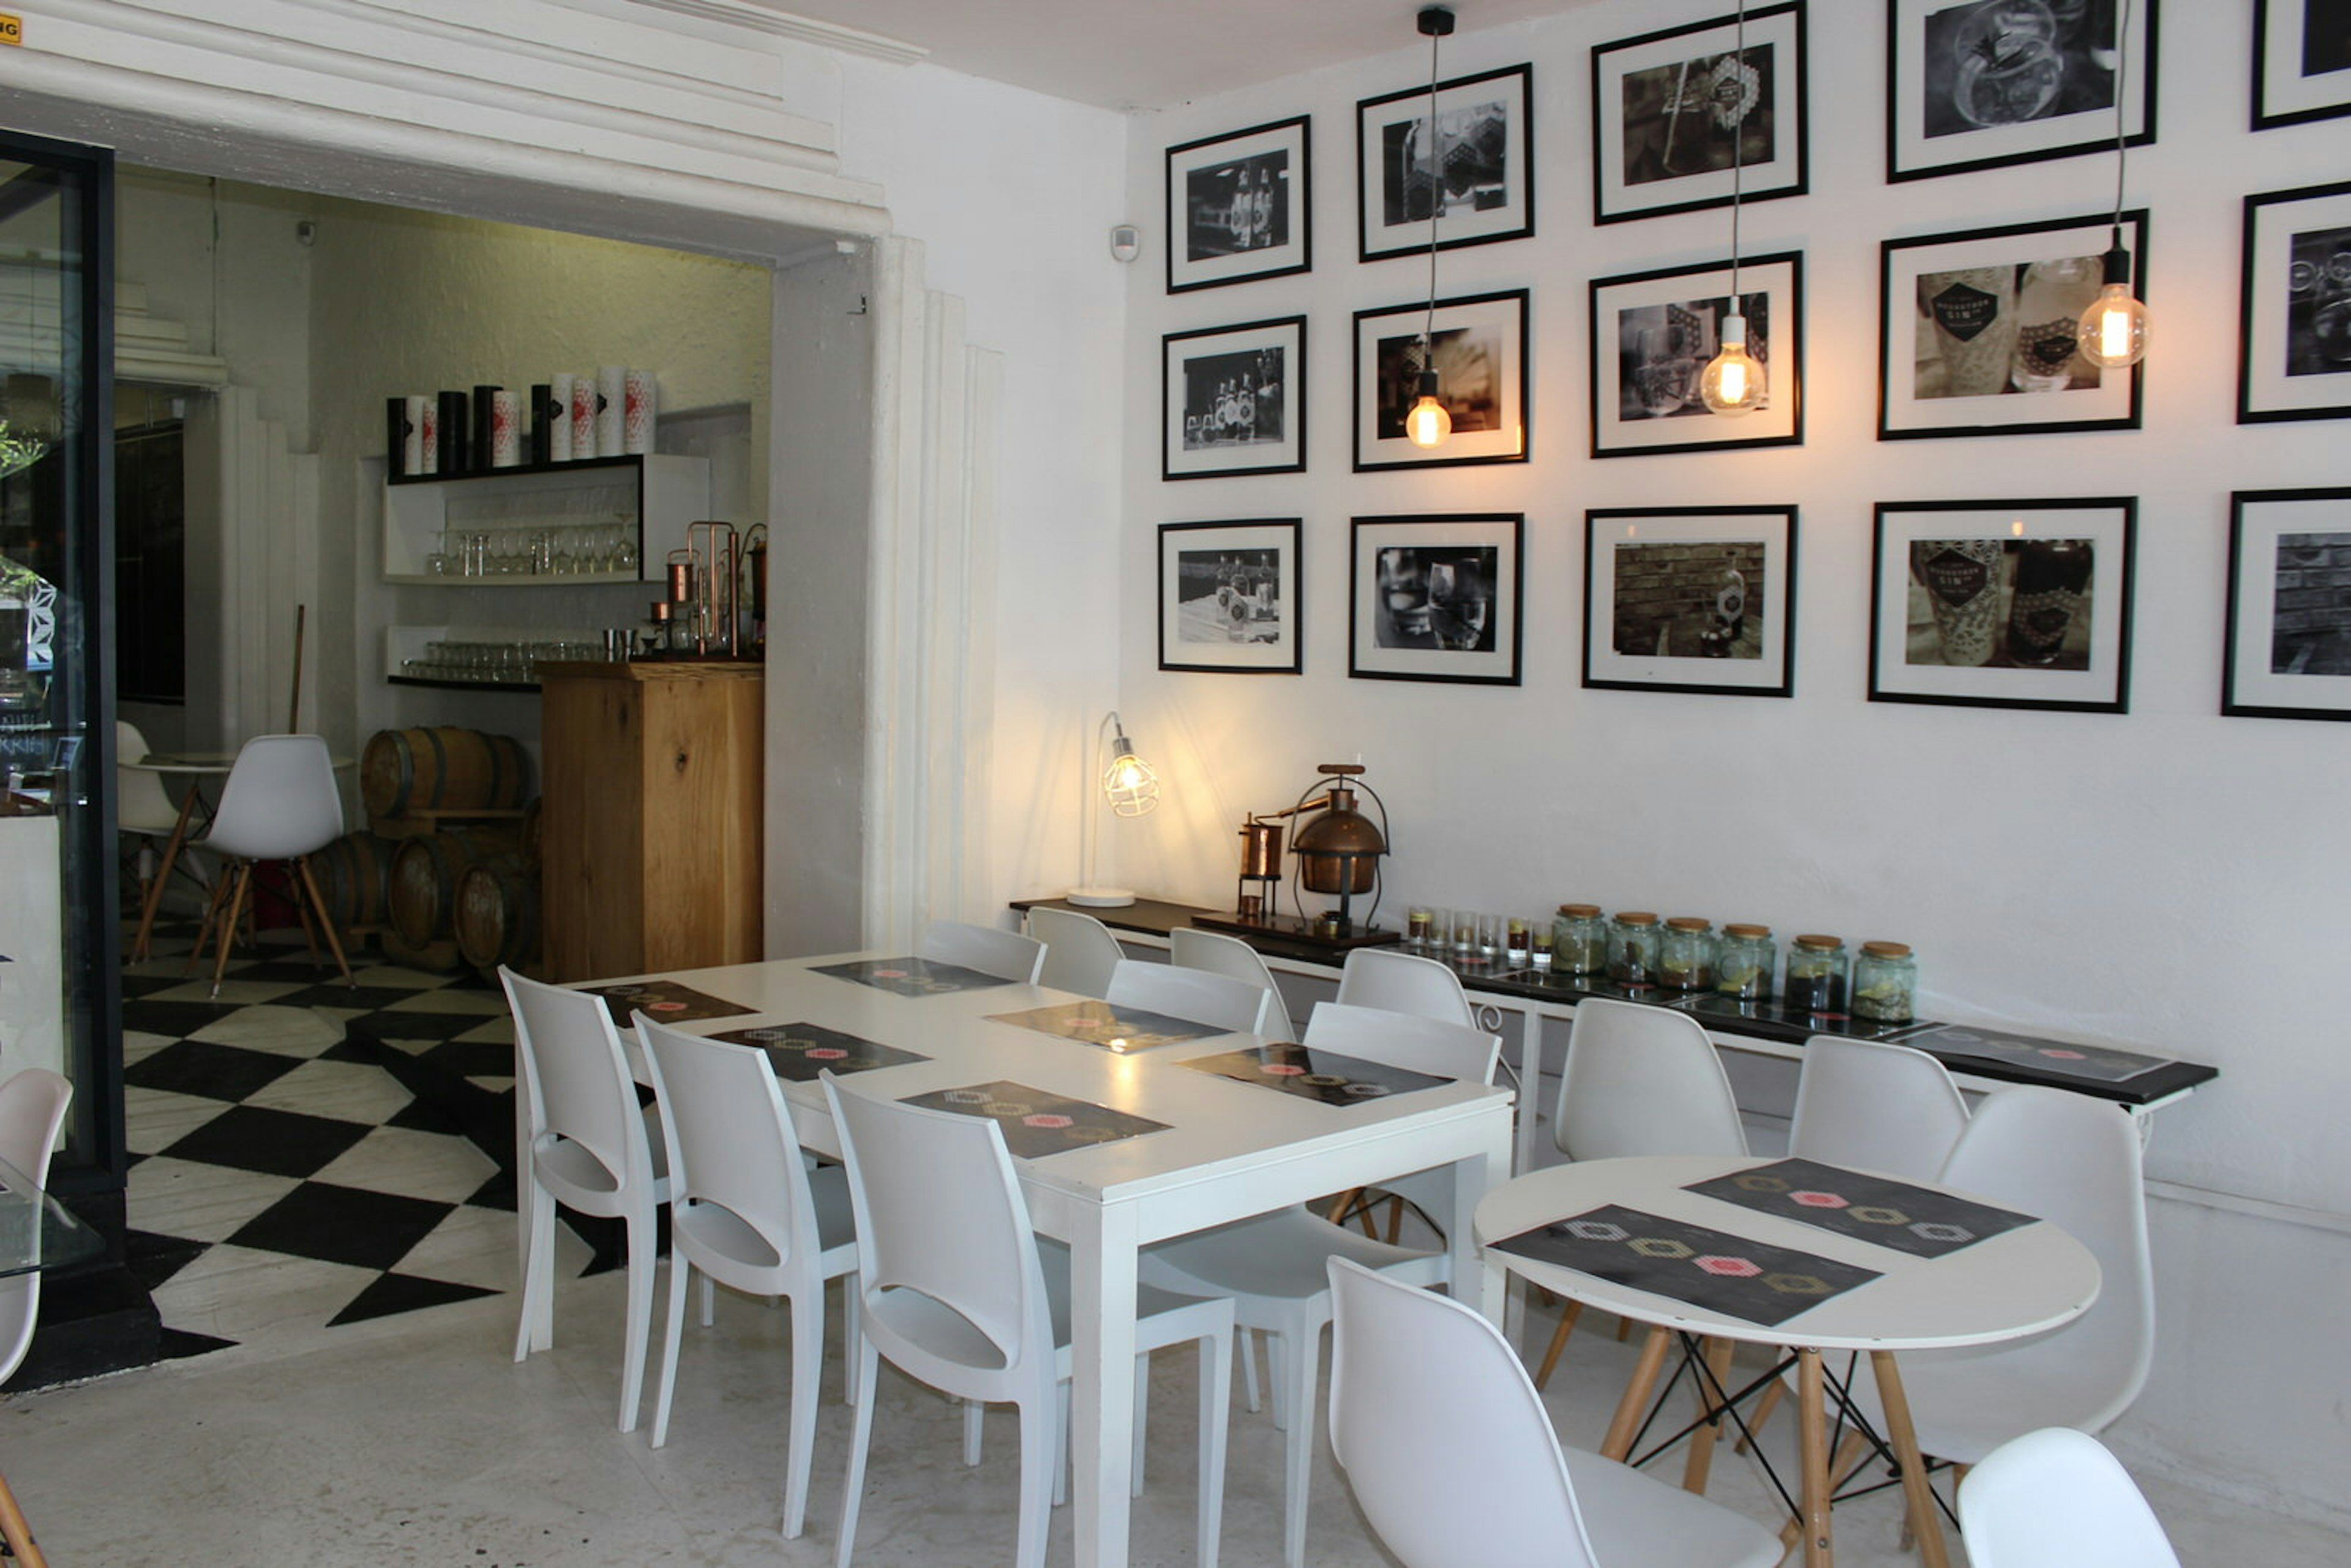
[2041,1048,2087,1060]
[650,1001,687,1012]
[1261,1063,1307,1076]
[873,968,909,978]
[1023,1113,1074,1129]
[1793,1191,1849,1209]
[808,1048,847,1060]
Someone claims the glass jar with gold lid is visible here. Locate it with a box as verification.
[1659,917,1715,991]
[1852,940,1917,1023]
[1607,911,1661,988]
[1785,934,1850,1015]
[1553,903,1607,978]
[1714,923,1775,1000]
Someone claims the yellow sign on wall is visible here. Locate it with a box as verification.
[0,15,20,47]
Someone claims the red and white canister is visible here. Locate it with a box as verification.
[624,369,656,455]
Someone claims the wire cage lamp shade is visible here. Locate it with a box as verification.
[1070,710,1160,908]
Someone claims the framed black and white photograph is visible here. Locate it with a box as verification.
[1354,288,1529,471]
[1583,507,1797,697]
[1591,2,1809,225]
[1880,211,2147,440]
[1349,513,1523,686]
[2223,488,2351,719]
[1589,253,1802,457]
[2237,179,2351,425]
[1161,317,1307,481]
[1870,498,2136,713]
[1158,519,1302,675]
[1355,63,1534,263]
[1165,116,1311,294]
[2254,0,2351,130]
[1887,0,2157,184]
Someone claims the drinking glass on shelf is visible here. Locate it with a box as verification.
[611,517,638,574]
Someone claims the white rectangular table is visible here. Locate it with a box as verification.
[593,953,1518,1568]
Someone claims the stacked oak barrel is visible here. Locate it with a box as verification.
[320,726,539,974]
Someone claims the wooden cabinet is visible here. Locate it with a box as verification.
[538,661,762,981]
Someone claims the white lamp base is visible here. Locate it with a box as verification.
[1067,887,1136,908]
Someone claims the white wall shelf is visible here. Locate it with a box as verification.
[381,453,710,582]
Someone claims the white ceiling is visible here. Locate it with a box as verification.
[731,1,1600,112]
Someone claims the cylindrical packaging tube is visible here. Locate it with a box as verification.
[491,390,523,468]
[548,374,575,463]
[624,369,656,454]
[569,373,598,458]
[596,365,626,457]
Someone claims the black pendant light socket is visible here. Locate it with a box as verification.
[1417,7,1454,38]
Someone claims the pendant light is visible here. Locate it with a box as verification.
[1701,0,1766,416]
[2077,0,2149,370]
[1405,6,1455,448]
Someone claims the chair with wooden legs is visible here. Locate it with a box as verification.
[184,734,354,999]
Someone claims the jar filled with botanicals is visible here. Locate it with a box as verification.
[1553,904,1607,978]
[1608,911,1661,988]
[1852,941,1917,1023]
[1784,934,1849,1015]
[1714,923,1776,1001]
[1659,917,1715,991]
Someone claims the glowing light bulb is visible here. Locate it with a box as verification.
[1701,312,1766,416]
[1405,369,1451,448]
[2075,241,2148,369]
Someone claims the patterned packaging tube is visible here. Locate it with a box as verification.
[403,396,430,476]
[624,369,656,455]
[549,373,574,463]
[491,390,522,467]
[418,397,440,475]
[597,365,627,457]
[570,373,598,458]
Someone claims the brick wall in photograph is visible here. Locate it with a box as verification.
[1611,541,1764,655]
[2271,531,2351,636]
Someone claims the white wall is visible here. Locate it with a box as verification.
[1115,0,2351,1525]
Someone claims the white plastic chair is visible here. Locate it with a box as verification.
[116,719,203,907]
[1105,957,1272,1037]
[822,1073,1234,1568]
[501,967,672,1433]
[634,1016,861,1538]
[1326,1256,1782,1568]
[0,1069,72,1385]
[918,918,1046,984]
[1027,906,1125,997]
[1141,1001,1501,1568]
[1853,1085,2155,1466]
[1957,1427,2182,1568]
[186,733,352,997]
[1169,927,1293,1042]
[1335,947,1475,1028]
[1790,1035,1970,1182]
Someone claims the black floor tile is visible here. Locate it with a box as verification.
[123,1039,303,1103]
[232,958,359,987]
[228,1182,457,1272]
[119,999,248,1041]
[328,1272,500,1326]
[386,1097,462,1136]
[421,1037,517,1079]
[122,1229,211,1292]
[316,1036,379,1064]
[363,1010,501,1044]
[119,973,186,1000]
[465,1168,518,1212]
[157,1327,239,1362]
[279,983,429,1011]
[160,1103,373,1179]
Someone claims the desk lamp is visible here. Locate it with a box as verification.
[1068,710,1159,908]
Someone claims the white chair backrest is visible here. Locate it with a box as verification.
[500,968,654,1199]
[1327,1256,1601,1568]
[1554,997,1747,1161]
[1336,948,1475,1029]
[822,1073,1053,1383]
[1303,1001,1499,1086]
[0,1068,73,1381]
[919,919,1046,985]
[1169,927,1292,1040]
[1027,906,1124,997]
[114,721,181,834]
[634,1015,817,1275]
[204,734,344,858]
[1106,958,1271,1036]
[1937,1086,2156,1427]
[1957,1427,2182,1568]
[1789,1035,1970,1182]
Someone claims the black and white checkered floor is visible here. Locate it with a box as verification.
[121,923,587,1356]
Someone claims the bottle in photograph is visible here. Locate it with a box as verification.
[2004,538,2093,665]
[2009,257,2101,392]
[1913,538,2006,667]
[1924,266,2020,397]
[1950,2,2063,127]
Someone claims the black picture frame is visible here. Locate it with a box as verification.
[1352,288,1530,471]
[1165,115,1312,294]
[2237,179,2351,426]
[1588,253,1803,457]
[1158,519,1303,675]
[2223,487,2351,719]
[1870,498,2137,713]
[2254,0,2351,131]
[1886,0,2158,184]
[1880,210,2147,440]
[1583,506,1798,698]
[1161,317,1307,481]
[1589,2,1809,226]
[1355,63,1534,264]
[1348,512,1524,686]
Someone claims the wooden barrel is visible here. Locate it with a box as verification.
[361,727,530,821]
[388,827,520,948]
[518,795,543,872]
[454,858,540,972]
[312,831,394,930]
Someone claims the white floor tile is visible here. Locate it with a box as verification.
[381,988,509,1018]
[122,1028,179,1064]
[123,1087,230,1155]
[127,1156,302,1243]
[310,1125,497,1207]
[188,1003,345,1056]
[146,1244,381,1340]
[350,964,456,989]
[241,1057,415,1124]
[140,978,309,1005]
[454,1016,516,1044]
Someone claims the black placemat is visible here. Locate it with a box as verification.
[812,957,1014,996]
[1685,1158,2034,1259]
[988,999,1227,1051]
[707,1022,929,1082]
[901,1079,1172,1158]
[1915,1024,2173,1084]
[581,979,754,1025]
[1491,1204,1882,1327]
[1179,1043,1448,1106]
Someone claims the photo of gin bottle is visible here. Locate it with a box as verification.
[2009,256,2102,392]
[1912,538,2007,667]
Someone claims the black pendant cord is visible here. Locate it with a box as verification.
[1730,0,1745,305]
[2108,0,2132,253]
[1422,18,1443,362]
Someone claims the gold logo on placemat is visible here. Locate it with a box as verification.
[0,15,23,46]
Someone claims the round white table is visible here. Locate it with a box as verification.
[1475,1154,2101,1568]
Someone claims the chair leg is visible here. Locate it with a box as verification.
[1130,1355,1149,1499]
[782,1286,822,1537]
[1053,1379,1071,1509]
[964,1398,985,1466]
[514,1174,555,1362]
[1014,1390,1057,1568]
[838,1273,862,1406]
[834,1337,881,1568]
[1197,1327,1232,1568]
[1265,1332,1288,1431]
[208,861,254,999]
[0,1464,53,1568]
[617,1207,658,1432]
[1532,1298,1584,1390]
[186,859,238,975]
[1238,1325,1261,1413]
[1735,1378,1786,1455]
[294,855,355,988]
[651,1252,693,1447]
[1278,1321,1319,1568]
[700,1270,716,1328]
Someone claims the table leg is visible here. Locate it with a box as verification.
[1869,1351,1952,1568]
[1447,1127,1510,1326]
[1681,1335,1737,1494]
[132,787,201,963]
[1070,1203,1141,1568]
[0,1464,51,1568]
[1600,1326,1672,1461]
[1796,1348,1833,1568]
